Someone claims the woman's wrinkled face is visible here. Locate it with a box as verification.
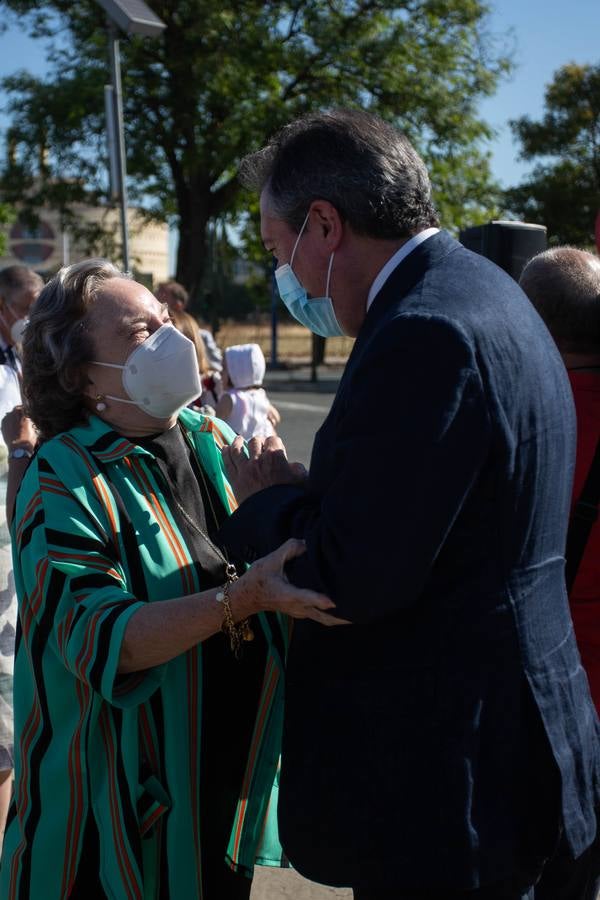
[89,278,171,365]
[84,277,172,419]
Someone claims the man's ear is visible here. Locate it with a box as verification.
[308,200,344,252]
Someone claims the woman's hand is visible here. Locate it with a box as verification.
[222,435,307,504]
[232,538,350,626]
[267,403,281,428]
[2,406,37,525]
[1,405,37,453]
[119,539,350,673]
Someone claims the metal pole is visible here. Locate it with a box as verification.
[107,21,130,271]
[62,231,70,266]
[104,84,119,200]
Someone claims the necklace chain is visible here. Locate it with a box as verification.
[163,424,255,646]
[170,485,232,573]
[170,424,233,573]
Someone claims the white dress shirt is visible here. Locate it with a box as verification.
[366,227,440,312]
[0,340,22,451]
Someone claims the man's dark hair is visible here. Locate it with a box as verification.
[0,265,43,304]
[240,108,439,239]
[519,247,600,354]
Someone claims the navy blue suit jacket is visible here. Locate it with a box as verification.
[221,231,600,890]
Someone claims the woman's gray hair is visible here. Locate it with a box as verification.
[240,108,439,239]
[22,258,129,440]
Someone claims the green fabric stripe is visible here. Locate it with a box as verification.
[1,410,284,899]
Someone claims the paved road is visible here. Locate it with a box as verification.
[251,867,351,899]
[270,390,335,466]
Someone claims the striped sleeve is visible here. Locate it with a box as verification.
[14,458,166,708]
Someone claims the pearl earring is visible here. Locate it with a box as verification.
[95,395,107,412]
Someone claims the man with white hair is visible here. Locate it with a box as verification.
[0,265,42,415]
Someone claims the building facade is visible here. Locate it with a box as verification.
[0,204,169,284]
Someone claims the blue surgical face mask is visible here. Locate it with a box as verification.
[274,212,345,338]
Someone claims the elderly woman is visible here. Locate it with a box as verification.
[0,260,339,899]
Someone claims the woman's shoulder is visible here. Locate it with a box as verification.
[13,432,82,529]
[26,421,108,505]
[35,423,94,468]
[32,432,74,470]
[178,406,237,446]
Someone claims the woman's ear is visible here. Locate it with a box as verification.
[72,366,96,400]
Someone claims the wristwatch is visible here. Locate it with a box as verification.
[8,447,33,460]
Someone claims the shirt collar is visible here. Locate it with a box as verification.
[366,227,440,311]
[61,407,213,463]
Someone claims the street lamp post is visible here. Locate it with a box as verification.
[94,0,166,270]
[106,23,130,270]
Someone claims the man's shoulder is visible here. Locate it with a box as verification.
[389,245,534,343]
[419,243,521,304]
[364,307,477,365]
[372,236,518,326]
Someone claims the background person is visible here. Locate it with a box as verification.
[0,265,41,846]
[156,279,223,372]
[520,247,600,711]
[219,109,600,899]
[171,307,222,410]
[0,406,35,851]
[0,259,340,900]
[0,266,43,368]
[215,343,280,440]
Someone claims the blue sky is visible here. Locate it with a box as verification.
[480,0,598,186]
[0,0,598,191]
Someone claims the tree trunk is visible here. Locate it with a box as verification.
[175,191,210,301]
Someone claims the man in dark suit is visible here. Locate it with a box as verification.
[220,109,600,899]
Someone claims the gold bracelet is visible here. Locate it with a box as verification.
[216,575,254,658]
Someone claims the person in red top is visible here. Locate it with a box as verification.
[520,247,600,712]
[520,247,600,900]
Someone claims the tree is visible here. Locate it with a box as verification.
[505,64,600,246]
[0,202,16,256]
[0,0,510,301]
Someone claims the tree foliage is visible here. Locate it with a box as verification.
[0,202,16,257]
[505,64,600,247]
[0,0,510,303]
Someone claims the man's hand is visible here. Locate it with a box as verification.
[222,434,307,504]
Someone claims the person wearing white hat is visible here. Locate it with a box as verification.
[215,343,280,441]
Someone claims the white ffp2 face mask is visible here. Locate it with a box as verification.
[92,323,202,419]
[0,305,28,348]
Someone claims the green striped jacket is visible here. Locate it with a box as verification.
[0,409,287,899]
